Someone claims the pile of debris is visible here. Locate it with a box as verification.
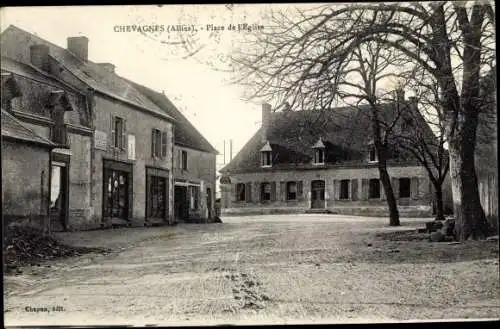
[417,217,456,242]
[3,224,108,274]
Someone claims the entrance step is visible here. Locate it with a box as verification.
[305,209,334,214]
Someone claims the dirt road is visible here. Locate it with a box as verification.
[4,215,499,326]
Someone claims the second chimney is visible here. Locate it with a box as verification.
[30,44,50,72]
[67,36,89,61]
[261,103,272,142]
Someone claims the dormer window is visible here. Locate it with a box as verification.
[368,146,378,163]
[260,141,273,167]
[312,138,326,165]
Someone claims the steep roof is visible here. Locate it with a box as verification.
[0,25,174,122]
[129,81,218,154]
[1,109,55,148]
[220,102,431,174]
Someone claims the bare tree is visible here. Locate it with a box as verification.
[229,2,496,240]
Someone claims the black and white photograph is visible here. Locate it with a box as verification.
[1,2,498,326]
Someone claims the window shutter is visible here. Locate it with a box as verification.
[381,181,386,200]
[333,180,339,200]
[297,181,303,199]
[411,177,419,199]
[232,184,238,202]
[362,179,369,200]
[271,182,277,201]
[351,179,358,201]
[177,149,181,168]
[121,119,127,150]
[146,174,151,218]
[245,182,252,202]
[161,131,168,157]
[151,129,156,157]
[392,178,400,199]
[110,114,115,149]
[280,181,286,201]
[253,181,260,203]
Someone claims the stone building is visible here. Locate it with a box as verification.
[1,54,93,232]
[1,109,56,231]
[130,82,219,223]
[220,97,439,217]
[1,25,176,229]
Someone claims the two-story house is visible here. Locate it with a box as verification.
[219,96,438,217]
[1,25,176,229]
[130,82,219,223]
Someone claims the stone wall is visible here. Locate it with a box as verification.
[91,95,175,227]
[2,140,51,229]
[221,165,433,217]
[173,145,217,220]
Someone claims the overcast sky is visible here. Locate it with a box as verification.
[1,4,297,168]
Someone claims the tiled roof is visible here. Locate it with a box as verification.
[0,25,174,122]
[1,109,55,147]
[220,102,431,174]
[129,81,218,154]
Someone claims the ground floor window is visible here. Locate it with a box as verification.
[399,177,411,198]
[339,179,350,199]
[261,182,271,201]
[236,183,246,201]
[147,175,166,219]
[369,178,380,199]
[286,181,297,200]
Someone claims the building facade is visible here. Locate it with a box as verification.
[130,83,219,223]
[220,99,439,217]
[1,25,217,229]
[1,109,56,232]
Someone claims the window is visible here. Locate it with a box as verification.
[236,183,246,201]
[314,148,325,164]
[340,179,350,200]
[148,175,166,219]
[399,177,411,198]
[261,182,271,201]
[286,181,297,200]
[261,151,272,166]
[369,147,378,162]
[182,150,188,170]
[369,178,380,199]
[152,128,168,158]
[114,116,124,148]
[189,185,200,209]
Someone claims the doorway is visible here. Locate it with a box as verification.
[49,162,68,231]
[311,180,325,209]
[174,185,189,221]
[103,168,129,221]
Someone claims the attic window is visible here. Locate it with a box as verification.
[261,151,272,167]
[260,141,273,167]
[312,138,325,165]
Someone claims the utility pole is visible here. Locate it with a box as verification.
[230,139,233,161]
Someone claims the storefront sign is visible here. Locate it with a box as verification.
[94,130,108,150]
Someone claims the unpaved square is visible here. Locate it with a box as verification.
[4,215,499,326]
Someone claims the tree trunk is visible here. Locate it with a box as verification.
[433,183,446,221]
[447,120,490,241]
[379,163,400,226]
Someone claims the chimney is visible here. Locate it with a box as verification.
[67,36,89,61]
[30,44,50,72]
[261,103,272,142]
[97,62,115,73]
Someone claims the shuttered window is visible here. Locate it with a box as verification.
[111,115,126,150]
[182,150,188,170]
[152,128,168,158]
[286,181,297,200]
[369,178,380,199]
[236,183,246,201]
[340,179,350,199]
[261,182,272,201]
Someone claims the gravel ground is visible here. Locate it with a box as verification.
[3,214,499,326]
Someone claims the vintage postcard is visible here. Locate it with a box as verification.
[1,3,498,326]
